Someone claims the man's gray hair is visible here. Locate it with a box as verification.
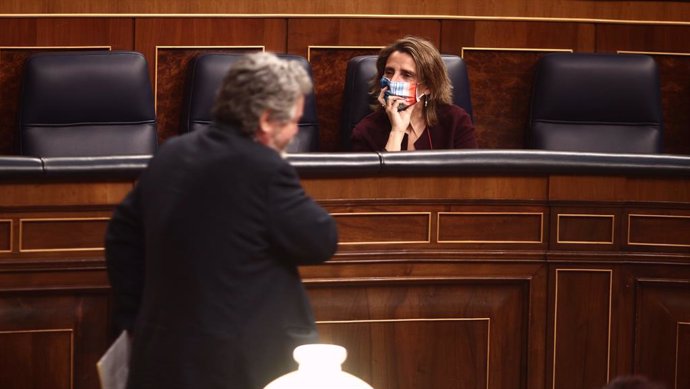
[212,52,312,136]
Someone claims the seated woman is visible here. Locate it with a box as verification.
[351,36,478,152]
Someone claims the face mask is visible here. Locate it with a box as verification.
[381,77,424,111]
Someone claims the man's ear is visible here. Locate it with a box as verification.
[258,111,272,135]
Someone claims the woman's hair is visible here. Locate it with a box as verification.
[370,36,453,127]
[213,52,312,137]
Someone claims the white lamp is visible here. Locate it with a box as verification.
[264,344,374,389]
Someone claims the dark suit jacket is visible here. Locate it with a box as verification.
[105,123,338,389]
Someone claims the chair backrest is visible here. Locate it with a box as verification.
[528,52,663,154]
[18,50,157,157]
[340,54,473,150]
[181,53,319,152]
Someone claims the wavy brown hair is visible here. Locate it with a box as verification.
[369,36,452,127]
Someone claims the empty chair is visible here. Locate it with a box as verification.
[340,54,474,150]
[528,52,663,153]
[181,53,319,152]
[18,50,157,157]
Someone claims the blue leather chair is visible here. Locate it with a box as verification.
[181,53,320,152]
[340,54,474,150]
[18,50,157,157]
[528,52,663,153]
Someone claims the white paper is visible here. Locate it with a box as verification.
[97,330,131,389]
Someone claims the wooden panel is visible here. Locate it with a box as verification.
[135,18,287,144]
[0,182,132,207]
[679,323,690,389]
[0,291,110,389]
[0,220,11,252]
[155,47,262,141]
[0,329,72,389]
[4,0,690,21]
[551,269,611,389]
[441,20,595,54]
[553,210,618,250]
[461,48,570,149]
[308,277,530,389]
[302,176,548,201]
[635,279,690,389]
[627,213,690,248]
[288,18,440,151]
[319,320,489,389]
[334,212,430,245]
[438,211,543,243]
[19,218,109,252]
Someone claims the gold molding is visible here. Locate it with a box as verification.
[460,46,573,58]
[437,211,543,244]
[677,321,690,389]
[318,317,491,389]
[0,219,13,253]
[552,268,612,389]
[306,45,383,62]
[0,328,74,389]
[19,217,110,253]
[556,213,615,245]
[153,45,264,110]
[331,212,431,245]
[627,214,690,248]
[2,14,690,27]
[0,45,111,50]
[618,50,690,56]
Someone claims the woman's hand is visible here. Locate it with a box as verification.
[379,87,415,151]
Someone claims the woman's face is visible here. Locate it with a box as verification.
[384,51,418,83]
[383,51,428,95]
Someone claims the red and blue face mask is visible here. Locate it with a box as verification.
[380,77,422,111]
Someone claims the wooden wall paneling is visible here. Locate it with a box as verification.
[134,17,287,144]
[0,17,132,155]
[287,18,441,151]
[0,267,111,389]
[307,273,534,389]
[634,277,690,389]
[4,0,690,21]
[549,268,613,389]
[551,207,621,253]
[624,209,690,253]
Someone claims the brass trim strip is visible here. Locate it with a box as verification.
[331,212,431,245]
[2,14,690,26]
[556,213,615,245]
[677,322,690,389]
[0,45,111,50]
[317,317,491,389]
[618,50,690,57]
[627,214,690,248]
[437,211,544,244]
[306,45,384,62]
[0,328,74,389]
[19,217,110,253]
[552,268,612,389]
[460,46,572,58]
[153,45,264,110]
[0,219,13,253]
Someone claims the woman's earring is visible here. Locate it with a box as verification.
[424,95,428,108]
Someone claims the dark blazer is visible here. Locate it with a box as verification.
[105,123,338,389]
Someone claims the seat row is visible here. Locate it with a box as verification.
[16,50,664,158]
